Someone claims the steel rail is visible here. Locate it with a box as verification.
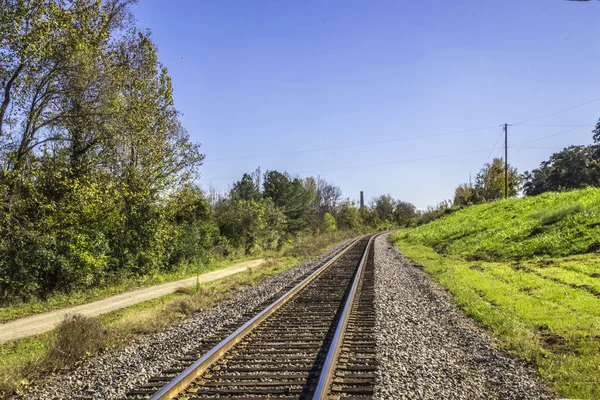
[312,234,377,400]
[149,236,364,400]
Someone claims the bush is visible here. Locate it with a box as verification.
[323,212,337,233]
[46,314,107,370]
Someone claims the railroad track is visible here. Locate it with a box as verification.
[124,235,377,400]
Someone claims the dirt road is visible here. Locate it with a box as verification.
[0,259,265,344]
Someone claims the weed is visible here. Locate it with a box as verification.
[45,314,107,370]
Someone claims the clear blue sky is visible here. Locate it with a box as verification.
[134,0,600,209]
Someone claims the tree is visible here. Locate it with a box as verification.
[263,170,291,207]
[453,183,479,207]
[337,200,360,230]
[231,173,261,201]
[303,176,342,232]
[475,158,521,201]
[523,145,595,196]
[393,200,417,226]
[371,194,395,222]
[323,212,337,233]
[0,1,206,302]
[263,170,310,233]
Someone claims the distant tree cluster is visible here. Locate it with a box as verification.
[522,126,600,195]
[453,158,521,207]
[448,121,600,212]
[213,170,417,256]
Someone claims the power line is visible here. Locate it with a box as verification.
[292,148,494,174]
[484,130,505,163]
[510,145,587,150]
[203,125,499,163]
[204,147,496,181]
[514,97,600,125]
[203,98,600,164]
[515,125,590,146]
[513,124,590,127]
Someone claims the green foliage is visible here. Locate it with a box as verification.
[323,212,337,233]
[393,225,600,399]
[415,199,457,225]
[371,194,395,221]
[0,1,207,303]
[453,183,479,207]
[214,198,286,255]
[475,158,521,200]
[523,145,598,196]
[399,187,600,261]
[337,200,360,230]
[393,200,418,226]
[370,194,418,227]
[231,173,261,201]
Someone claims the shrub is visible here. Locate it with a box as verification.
[46,314,107,369]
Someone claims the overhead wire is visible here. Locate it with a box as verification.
[203,97,600,181]
[514,97,600,125]
[484,129,505,163]
[203,125,499,163]
[514,125,591,146]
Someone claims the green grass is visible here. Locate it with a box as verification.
[400,187,600,261]
[0,230,361,323]
[391,187,600,399]
[0,257,301,395]
[0,230,359,396]
[0,257,259,323]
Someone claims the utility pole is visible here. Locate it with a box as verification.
[360,191,364,210]
[504,123,508,199]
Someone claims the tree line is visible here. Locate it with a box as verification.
[450,122,600,210]
[0,1,419,304]
[212,168,418,256]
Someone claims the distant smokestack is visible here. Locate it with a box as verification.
[360,191,364,210]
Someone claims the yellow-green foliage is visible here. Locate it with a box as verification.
[399,187,600,260]
[392,188,600,399]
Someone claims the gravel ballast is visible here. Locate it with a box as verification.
[373,234,556,400]
[15,239,356,400]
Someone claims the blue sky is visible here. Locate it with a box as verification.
[134,0,600,209]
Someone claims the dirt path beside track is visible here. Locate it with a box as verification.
[0,259,264,344]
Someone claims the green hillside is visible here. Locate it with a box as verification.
[391,187,600,400]
[400,187,600,261]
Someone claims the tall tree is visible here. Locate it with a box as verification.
[475,158,521,200]
[523,145,595,196]
[231,173,261,201]
[371,194,395,222]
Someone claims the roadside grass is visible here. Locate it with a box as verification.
[0,257,257,323]
[0,230,361,324]
[399,187,600,261]
[0,257,299,396]
[0,229,359,396]
[391,187,600,399]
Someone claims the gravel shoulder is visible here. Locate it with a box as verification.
[15,239,356,400]
[374,234,557,400]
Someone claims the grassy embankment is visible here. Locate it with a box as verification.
[391,187,600,399]
[0,230,359,395]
